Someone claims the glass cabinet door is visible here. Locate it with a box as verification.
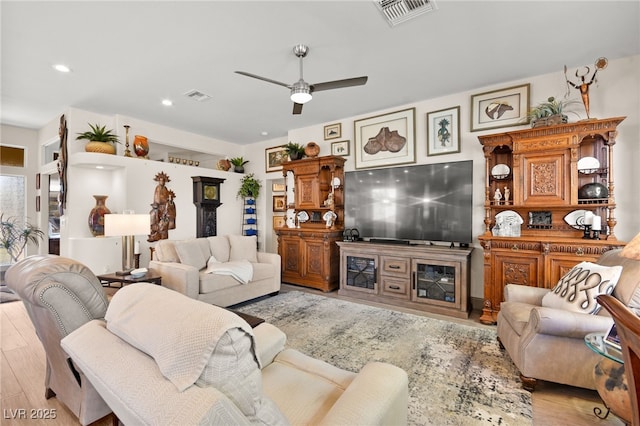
[345,255,377,293]
[412,260,460,307]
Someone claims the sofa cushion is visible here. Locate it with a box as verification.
[174,239,209,270]
[154,240,180,263]
[229,235,258,263]
[208,236,231,263]
[542,262,623,314]
[105,284,286,424]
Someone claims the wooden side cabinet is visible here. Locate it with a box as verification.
[338,242,473,319]
[477,117,627,324]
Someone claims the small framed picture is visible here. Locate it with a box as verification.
[272,182,285,192]
[324,123,342,140]
[331,140,350,156]
[272,195,286,212]
[272,215,286,229]
[426,106,460,156]
[36,195,41,212]
[604,322,621,349]
[35,173,41,190]
[265,145,288,173]
[470,83,530,132]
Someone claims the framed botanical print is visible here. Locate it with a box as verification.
[265,145,288,172]
[331,140,350,156]
[354,107,415,169]
[324,123,341,140]
[470,83,530,132]
[426,106,460,156]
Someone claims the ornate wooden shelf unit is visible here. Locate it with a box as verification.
[477,117,627,324]
[276,155,345,292]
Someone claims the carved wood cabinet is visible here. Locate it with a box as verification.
[477,117,627,324]
[275,156,345,292]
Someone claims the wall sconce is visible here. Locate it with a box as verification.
[104,212,150,275]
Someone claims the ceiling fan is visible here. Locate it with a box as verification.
[235,44,368,115]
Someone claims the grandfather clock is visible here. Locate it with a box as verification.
[192,176,225,237]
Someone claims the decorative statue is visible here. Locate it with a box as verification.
[564,57,607,119]
[494,188,502,204]
[148,171,176,242]
[504,187,510,204]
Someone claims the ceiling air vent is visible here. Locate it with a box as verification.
[183,89,212,102]
[375,0,437,26]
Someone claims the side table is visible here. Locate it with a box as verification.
[97,271,162,288]
[584,332,631,423]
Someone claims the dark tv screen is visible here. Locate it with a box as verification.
[344,160,473,244]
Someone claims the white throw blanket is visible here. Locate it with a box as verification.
[204,257,253,284]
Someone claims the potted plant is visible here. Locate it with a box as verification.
[237,173,262,199]
[525,97,579,128]
[284,142,306,161]
[1,214,45,268]
[229,157,249,173]
[76,123,120,154]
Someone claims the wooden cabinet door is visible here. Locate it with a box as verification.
[492,250,542,311]
[302,238,326,282]
[547,253,600,288]
[520,151,570,206]
[295,175,320,209]
[280,236,302,278]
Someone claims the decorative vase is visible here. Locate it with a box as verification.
[289,151,302,161]
[217,159,231,171]
[133,135,149,158]
[88,195,111,237]
[234,165,245,173]
[85,141,116,155]
[305,142,320,158]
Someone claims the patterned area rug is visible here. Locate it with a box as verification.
[236,291,532,426]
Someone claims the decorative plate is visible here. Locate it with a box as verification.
[564,209,590,229]
[297,211,309,222]
[491,164,510,179]
[577,157,600,173]
[495,210,523,225]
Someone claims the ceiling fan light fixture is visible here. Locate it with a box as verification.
[290,85,312,104]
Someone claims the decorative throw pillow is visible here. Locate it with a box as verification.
[174,239,208,270]
[228,235,258,263]
[542,261,623,314]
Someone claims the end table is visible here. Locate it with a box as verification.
[97,270,162,288]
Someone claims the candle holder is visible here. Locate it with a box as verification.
[123,125,133,157]
[592,229,601,240]
[582,224,592,239]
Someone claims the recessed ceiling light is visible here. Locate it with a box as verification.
[261,131,269,136]
[162,99,173,106]
[96,166,104,169]
[53,64,71,73]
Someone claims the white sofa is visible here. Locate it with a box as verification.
[61,284,409,425]
[149,235,280,307]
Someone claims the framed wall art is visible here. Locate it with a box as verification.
[426,106,460,156]
[272,195,286,212]
[324,123,341,140]
[272,182,285,192]
[331,140,350,156]
[35,173,41,190]
[470,83,529,132]
[272,215,286,228]
[265,145,288,173]
[354,107,415,169]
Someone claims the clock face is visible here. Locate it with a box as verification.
[204,185,218,200]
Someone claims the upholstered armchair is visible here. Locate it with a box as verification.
[497,248,640,391]
[5,255,112,425]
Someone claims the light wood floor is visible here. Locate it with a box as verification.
[1,290,626,426]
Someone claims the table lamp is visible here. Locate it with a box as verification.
[104,213,150,275]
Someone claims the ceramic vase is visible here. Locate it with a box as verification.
[133,135,149,158]
[88,195,111,237]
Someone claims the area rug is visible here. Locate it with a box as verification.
[235,291,532,426]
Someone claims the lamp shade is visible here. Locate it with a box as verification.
[621,231,640,260]
[104,214,150,237]
[290,82,312,104]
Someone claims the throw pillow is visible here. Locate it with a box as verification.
[542,261,623,314]
[174,239,208,270]
[228,235,258,263]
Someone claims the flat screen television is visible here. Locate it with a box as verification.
[344,160,473,244]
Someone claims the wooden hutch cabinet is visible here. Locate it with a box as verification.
[477,117,627,324]
[275,156,345,292]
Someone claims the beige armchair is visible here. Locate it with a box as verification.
[5,255,112,425]
[497,249,640,391]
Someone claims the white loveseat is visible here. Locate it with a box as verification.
[149,235,280,307]
[61,284,409,425]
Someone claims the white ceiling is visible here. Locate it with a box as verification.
[2,1,639,145]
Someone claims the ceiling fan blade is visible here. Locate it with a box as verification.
[292,102,303,115]
[235,71,291,89]
[311,76,368,92]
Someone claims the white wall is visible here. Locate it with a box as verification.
[248,55,640,301]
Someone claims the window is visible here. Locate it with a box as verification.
[0,175,26,264]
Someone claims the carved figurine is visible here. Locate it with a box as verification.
[504,187,510,204]
[148,171,176,242]
[564,57,607,119]
[494,188,502,204]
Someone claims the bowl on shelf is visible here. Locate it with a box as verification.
[578,182,608,200]
[491,164,510,179]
